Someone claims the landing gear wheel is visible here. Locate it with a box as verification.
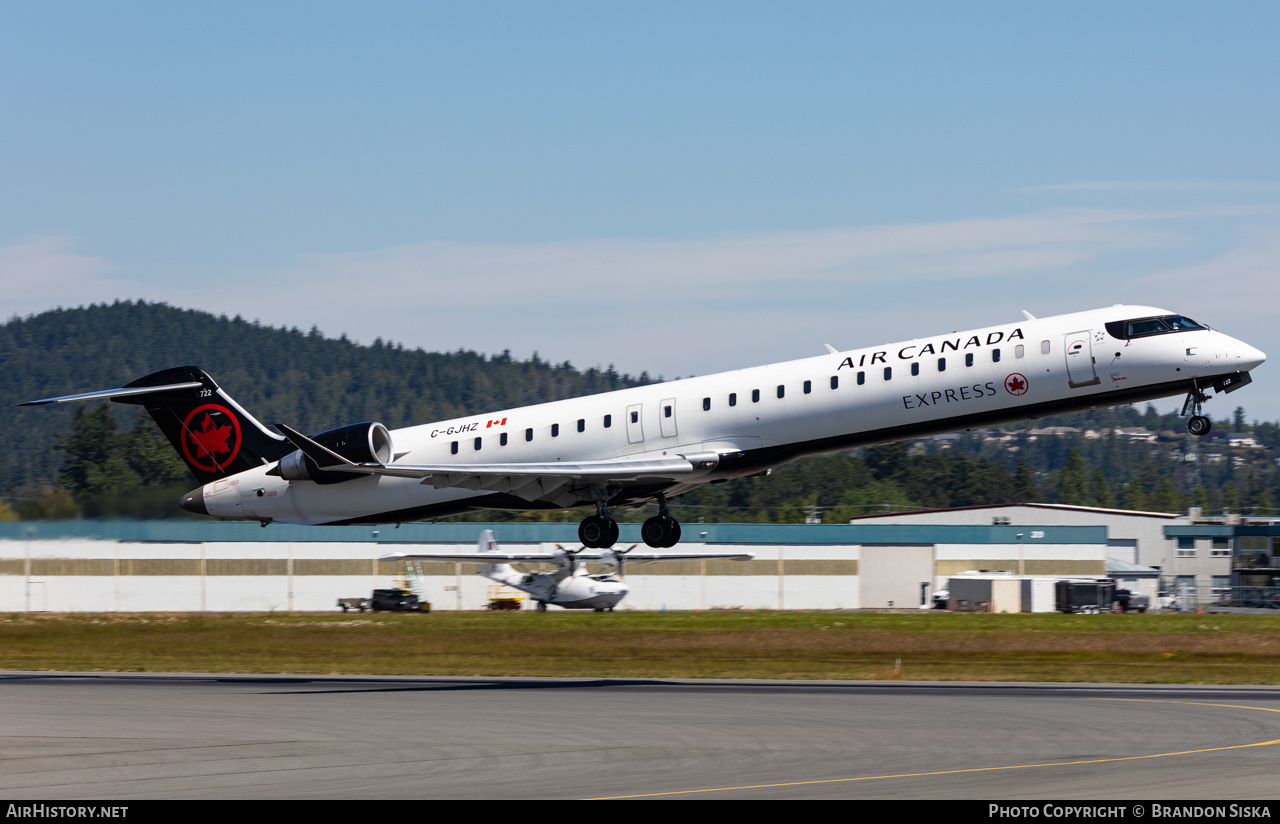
[579,515,605,547]
[641,515,682,548]
[578,514,619,548]
[1188,415,1212,437]
[536,601,547,613]
[641,516,667,548]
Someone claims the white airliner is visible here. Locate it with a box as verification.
[21,305,1265,548]
[379,529,752,611]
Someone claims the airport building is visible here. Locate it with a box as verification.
[849,503,1280,605]
[4,511,1275,613]
[1,520,1108,613]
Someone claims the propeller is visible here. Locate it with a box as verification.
[600,544,639,577]
[552,543,581,570]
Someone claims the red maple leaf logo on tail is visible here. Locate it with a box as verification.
[188,412,232,460]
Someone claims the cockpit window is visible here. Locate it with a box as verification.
[1106,315,1206,340]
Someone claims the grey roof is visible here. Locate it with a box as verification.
[1107,557,1161,576]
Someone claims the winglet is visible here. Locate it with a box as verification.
[1021,310,1037,321]
[273,423,359,468]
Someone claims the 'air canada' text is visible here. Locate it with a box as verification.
[837,328,1024,370]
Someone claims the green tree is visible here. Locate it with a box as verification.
[1056,448,1089,505]
[1090,468,1113,509]
[1148,478,1184,514]
[54,404,123,495]
[1012,460,1040,502]
[1123,482,1147,511]
[0,499,18,522]
[1222,481,1239,514]
[1255,488,1274,517]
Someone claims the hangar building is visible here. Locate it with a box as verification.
[0,520,1107,612]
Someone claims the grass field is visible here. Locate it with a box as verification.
[3,611,1280,683]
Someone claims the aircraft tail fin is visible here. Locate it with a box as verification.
[20,366,292,484]
[476,529,510,578]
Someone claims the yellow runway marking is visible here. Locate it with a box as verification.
[586,698,1280,800]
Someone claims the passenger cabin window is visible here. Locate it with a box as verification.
[830,376,838,390]
[1015,344,1024,358]
[729,393,737,407]
[551,423,559,437]
[1041,340,1050,355]
[664,405,672,417]
[604,414,611,428]
[776,385,785,399]
[1106,315,1206,340]
[474,437,482,451]
[703,397,711,411]
[911,362,919,376]
[451,441,459,455]
[630,411,638,424]
[500,432,508,446]
[938,357,946,372]
[525,428,533,442]
[992,348,1001,363]
[965,353,974,367]
[577,418,585,432]
[857,371,865,385]
[883,366,892,380]
[803,380,811,394]
[752,389,760,403]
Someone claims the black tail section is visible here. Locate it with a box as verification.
[114,367,292,484]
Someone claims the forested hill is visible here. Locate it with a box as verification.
[0,301,650,493]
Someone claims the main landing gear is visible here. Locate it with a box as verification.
[576,495,683,549]
[1181,384,1212,437]
[640,494,681,549]
[578,501,620,549]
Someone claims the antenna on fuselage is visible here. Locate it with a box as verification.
[1021,310,1037,320]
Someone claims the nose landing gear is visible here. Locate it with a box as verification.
[1181,384,1212,437]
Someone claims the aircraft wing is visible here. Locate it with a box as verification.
[597,552,754,563]
[273,423,718,496]
[378,551,570,563]
[380,551,754,563]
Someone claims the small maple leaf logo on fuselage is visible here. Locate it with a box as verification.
[1004,373,1029,396]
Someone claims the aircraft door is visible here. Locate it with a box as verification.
[1064,330,1100,388]
[626,403,644,444]
[660,398,677,439]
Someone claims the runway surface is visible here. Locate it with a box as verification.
[3,673,1280,799]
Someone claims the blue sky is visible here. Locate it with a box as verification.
[3,2,1279,420]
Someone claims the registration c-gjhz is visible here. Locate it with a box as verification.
[21,305,1266,548]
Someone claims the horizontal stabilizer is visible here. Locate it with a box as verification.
[18,381,203,406]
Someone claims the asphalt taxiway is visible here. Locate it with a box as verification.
[3,673,1280,799]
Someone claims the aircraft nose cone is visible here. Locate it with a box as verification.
[179,489,208,516]
[1239,342,1267,371]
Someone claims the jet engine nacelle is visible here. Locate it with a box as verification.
[278,421,393,484]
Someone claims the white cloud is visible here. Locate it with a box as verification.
[0,236,135,314]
